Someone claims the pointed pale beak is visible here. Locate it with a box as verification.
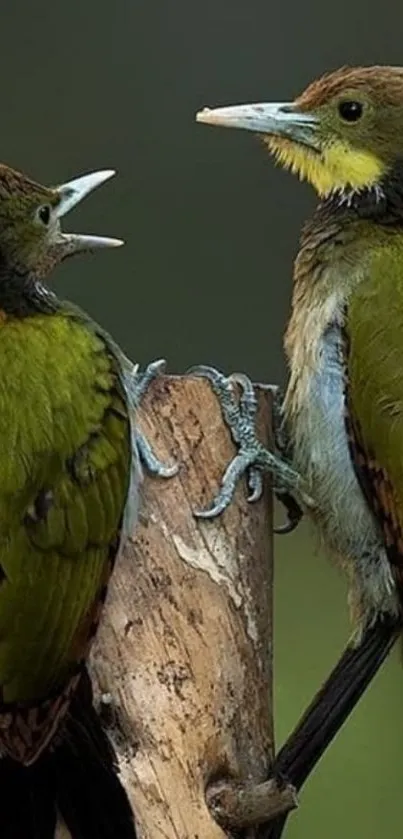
[196,102,319,148]
[55,169,124,251]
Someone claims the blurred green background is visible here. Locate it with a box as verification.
[4,0,402,836]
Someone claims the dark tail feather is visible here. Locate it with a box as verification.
[0,757,57,838]
[0,668,137,839]
[259,617,400,839]
[51,668,137,839]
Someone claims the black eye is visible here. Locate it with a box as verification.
[338,101,363,122]
[37,204,51,226]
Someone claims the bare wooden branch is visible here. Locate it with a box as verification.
[81,374,282,837]
[207,778,298,830]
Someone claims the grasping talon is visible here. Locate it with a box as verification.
[126,358,178,479]
[262,383,304,533]
[187,365,312,524]
[274,490,304,534]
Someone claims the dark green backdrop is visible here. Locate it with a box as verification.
[4,0,402,835]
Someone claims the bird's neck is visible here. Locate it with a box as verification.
[282,159,403,424]
[287,157,403,345]
[317,158,403,227]
[0,260,58,318]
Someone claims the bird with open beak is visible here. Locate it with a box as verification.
[0,167,123,279]
[195,66,403,836]
[0,162,175,839]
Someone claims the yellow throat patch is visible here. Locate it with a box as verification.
[266,136,384,197]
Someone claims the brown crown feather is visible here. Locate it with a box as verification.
[296,66,403,110]
[0,165,54,202]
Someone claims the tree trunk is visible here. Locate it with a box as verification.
[59,374,295,838]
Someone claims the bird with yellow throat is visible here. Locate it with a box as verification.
[195,66,403,836]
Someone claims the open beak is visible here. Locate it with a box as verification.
[196,102,319,149]
[55,169,124,252]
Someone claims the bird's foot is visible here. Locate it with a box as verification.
[131,359,178,478]
[268,383,305,533]
[188,365,313,526]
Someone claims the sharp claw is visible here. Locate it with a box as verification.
[247,468,263,503]
[247,485,263,503]
[187,365,236,405]
[142,358,167,376]
[194,480,238,518]
[228,372,255,398]
[228,372,258,423]
[188,365,310,521]
[135,431,178,478]
[187,364,228,384]
[222,451,257,487]
[133,358,167,401]
[194,452,253,519]
[131,359,177,480]
[274,518,300,535]
[194,498,231,519]
[274,491,304,535]
[189,366,245,448]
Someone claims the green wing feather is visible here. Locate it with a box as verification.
[0,308,133,762]
[346,248,403,569]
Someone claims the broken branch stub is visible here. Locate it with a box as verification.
[90,373,281,837]
[207,777,298,830]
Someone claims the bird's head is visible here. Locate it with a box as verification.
[197,66,403,200]
[0,166,122,278]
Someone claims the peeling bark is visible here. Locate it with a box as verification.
[65,374,278,837]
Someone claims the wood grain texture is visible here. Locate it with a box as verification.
[61,374,275,838]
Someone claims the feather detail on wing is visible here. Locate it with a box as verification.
[0,313,135,764]
[343,248,403,600]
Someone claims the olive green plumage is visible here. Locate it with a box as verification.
[346,244,403,571]
[347,245,403,480]
[0,308,130,713]
[0,163,137,838]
